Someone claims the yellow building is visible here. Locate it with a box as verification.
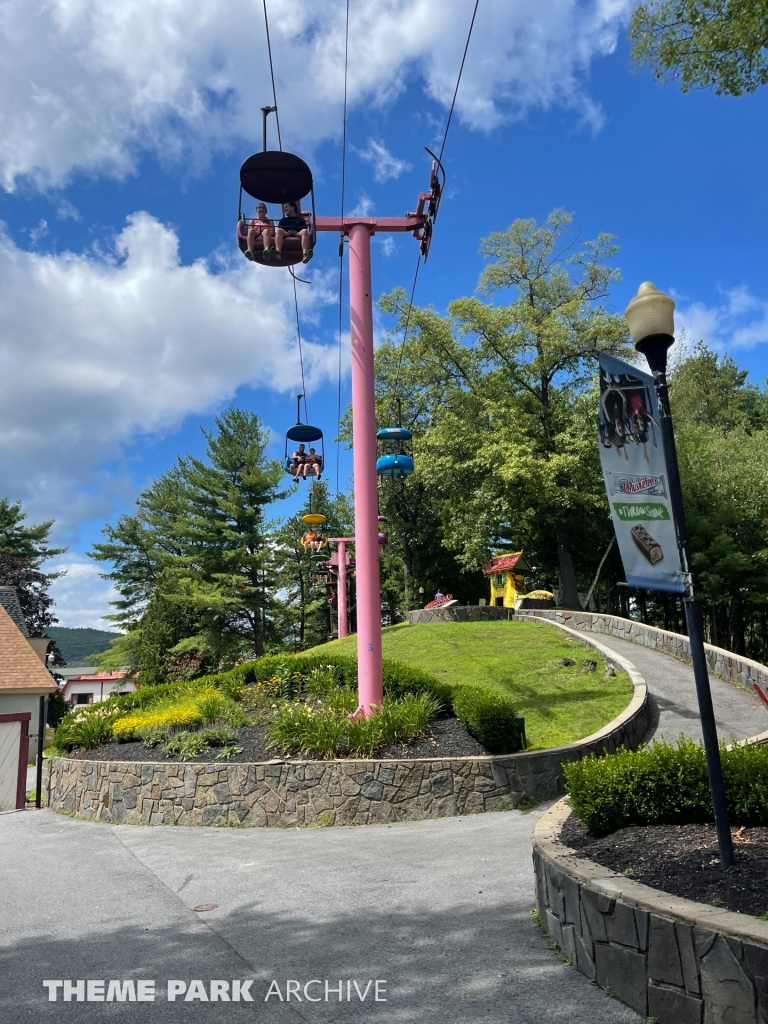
[482,552,554,609]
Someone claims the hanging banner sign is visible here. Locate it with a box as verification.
[598,353,684,593]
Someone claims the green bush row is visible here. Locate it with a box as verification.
[53,650,523,757]
[239,651,522,754]
[565,739,768,833]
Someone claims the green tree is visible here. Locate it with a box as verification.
[89,468,189,630]
[272,483,354,648]
[92,407,287,672]
[629,0,768,95]
[379,210,632,607]
[0,498,66,565]
[671,345,768,653]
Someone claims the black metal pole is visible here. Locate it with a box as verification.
[35,695,45,809]
[637,333,735,869]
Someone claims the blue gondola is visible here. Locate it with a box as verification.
[285,395,324,480]
[376,420,414,483]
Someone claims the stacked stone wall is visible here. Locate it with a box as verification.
[46,622,649,828]
[534,800,768,1023]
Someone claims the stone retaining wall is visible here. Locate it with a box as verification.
[534,799,768,1024]
[46,624,649,828]
[407,605,516,624]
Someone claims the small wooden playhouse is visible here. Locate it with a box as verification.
[483,552,554,609]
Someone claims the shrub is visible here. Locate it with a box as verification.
[164,731,210,760]
[216,745,243,761]
[452,687,521,754]
[265,693,440,760]
[53,704,120,752]
[564,739,768,834]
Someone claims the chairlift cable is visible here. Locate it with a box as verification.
[392,254,421,400]
[292,277,308,421]
[261,0,282,150]
[335,0,350,496]
[391,0,479,404]
[262,0,311,425]
[438,0,480,163]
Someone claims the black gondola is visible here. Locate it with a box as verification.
[237,152,317,268]
[285,395,324,481]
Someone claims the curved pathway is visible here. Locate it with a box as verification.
[592,633,768,744]
[2,635,765,1024]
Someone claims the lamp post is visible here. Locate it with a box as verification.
[625,282,735,869]
[418,586,424,609]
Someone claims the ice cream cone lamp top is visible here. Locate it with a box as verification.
[624,282,675,372]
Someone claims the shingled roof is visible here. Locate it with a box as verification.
[0,586,28,636]
[0,604,56,693]
[482,552,533,576]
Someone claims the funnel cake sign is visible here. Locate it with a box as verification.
[598,353,684,593]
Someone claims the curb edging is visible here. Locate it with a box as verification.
[534,799,768,1023]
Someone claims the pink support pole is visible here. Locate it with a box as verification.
[337,540,348,639]
[348,223,383,713]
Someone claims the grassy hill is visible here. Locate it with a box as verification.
[47,627,122,665]
[323,620,633,749]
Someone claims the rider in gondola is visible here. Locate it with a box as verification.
[243,203,275,262]
[274,201,313,264]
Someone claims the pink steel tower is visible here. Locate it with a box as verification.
[314,172,437,713]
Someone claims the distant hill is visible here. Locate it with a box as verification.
[46,627,122,665]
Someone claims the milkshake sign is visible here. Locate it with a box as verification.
[598,353,684,593]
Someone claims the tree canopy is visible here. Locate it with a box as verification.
[629,0,768,95]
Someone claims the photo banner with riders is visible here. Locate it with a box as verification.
[598,352,685,593]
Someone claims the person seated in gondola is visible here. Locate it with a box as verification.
[274,201,313,264]
[289,443,307,479]
[244,203,275,262]
[302,447,322,481]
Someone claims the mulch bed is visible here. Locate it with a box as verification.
[560,813,768,919]
[66,712,492,765]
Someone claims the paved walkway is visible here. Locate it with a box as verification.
[593,634,768,744]
[3,637,766,1024]
[1,806,641,1024]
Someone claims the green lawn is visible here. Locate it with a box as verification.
[324,621,633,749]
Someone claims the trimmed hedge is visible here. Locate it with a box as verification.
[452,687,522,755]
[565,739,768,834]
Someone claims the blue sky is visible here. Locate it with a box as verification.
[1,0,766,627]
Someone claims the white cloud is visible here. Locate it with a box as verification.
[357,139,412,182]
[56,199,81,221]
[0,0,631,191]
[47,556,120,630]
[674,286,768,352]
[349,192,375,217]
[0,212,341,532]
[29,219,49,244]
[379,236,396,257]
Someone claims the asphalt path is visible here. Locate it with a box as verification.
[0,805,642,1024]
[4,635,765,1024]
[592,633,768,745]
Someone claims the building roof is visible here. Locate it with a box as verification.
[483,552,533,576]
[0,604,57,693]
[0,586,29,637]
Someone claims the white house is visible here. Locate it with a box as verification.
[60,670,137,705]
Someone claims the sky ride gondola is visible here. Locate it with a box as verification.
[285,394,324,481]
[236,109,317,269]
[376,402,414,485]
[300,495,328,554]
